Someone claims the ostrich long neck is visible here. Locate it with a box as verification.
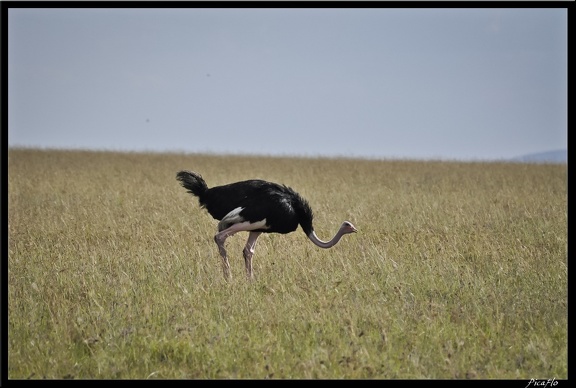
[308,227,347,249]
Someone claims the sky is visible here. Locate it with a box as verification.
[7,7,568,161]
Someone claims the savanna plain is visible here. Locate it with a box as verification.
[7,149,567,379]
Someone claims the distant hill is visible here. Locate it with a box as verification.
[511,149,567,164]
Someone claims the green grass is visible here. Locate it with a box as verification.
[7,148,567,379]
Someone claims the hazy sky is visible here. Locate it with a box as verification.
[8,7,568,161]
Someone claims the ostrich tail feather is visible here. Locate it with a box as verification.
[176,170,208,200]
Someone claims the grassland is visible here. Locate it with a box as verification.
[7,148,567,379]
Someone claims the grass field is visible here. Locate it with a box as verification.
[7,148,567,379]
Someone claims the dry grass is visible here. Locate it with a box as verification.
[7,148,567,379]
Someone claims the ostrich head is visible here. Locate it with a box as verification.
[340,221,358,234]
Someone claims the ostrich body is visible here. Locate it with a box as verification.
[176,170,357,279]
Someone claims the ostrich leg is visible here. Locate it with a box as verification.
[214,218,266,279]
[214,229,236,280]
[243,231,262,279]
[214,233,232,279]
[214,220,267,280]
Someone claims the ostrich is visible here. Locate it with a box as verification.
[176,171,357,279]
